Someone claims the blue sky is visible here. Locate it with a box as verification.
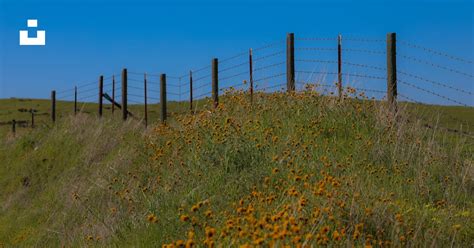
[0,0,472,106]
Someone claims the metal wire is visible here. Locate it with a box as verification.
[296,37,337,41]
[254,73,286,83]
[253,61,286,72]
[399,40,474,64]
[253,51,285,62]
[194,74,212,82]
[220,71,249,81]
[399,54,473,78]
[398,70,473,95]
[219,61,248,73]
[253,40,285,51]
[220,51,248,64]
[398,79,470,107]
[342,48,385,54]
[296,47,337,52]
[296,71,386,80]
[343,37,384,43]
[297,59,386,71]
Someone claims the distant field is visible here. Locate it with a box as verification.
[0,98,201,137]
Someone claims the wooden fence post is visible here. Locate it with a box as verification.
[12,119,16,135]
[112,75,115,114]
[287,33,295,92]
[144,73,148,127]
[160,74,167,122]
[386,33,397,111]
[31,111,35,128]
[51,90,56,123]
[212,58,219,108]
[74,86,77,115]
[189,70,193,113]
[99,75,103,117]
[122,68,128,120]
[337,34,343,99]
[249,48,254,104]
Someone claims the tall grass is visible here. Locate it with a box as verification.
[0,89,472,247]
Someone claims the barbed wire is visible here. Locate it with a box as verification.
[343,37,385,43]
[192,65,211,74]
[194,82,212,91]
[254,73,286,83]
[295,37,336,41]
[296,71,386,80]
[295,47,337,52]
[220,71,249,81]
[253,61,286,72]
[219,61,248,73]
[194,74,212,83]
[220,83,246,92]
[78,93,97,101]
[342,73,386,80]
[399,54,473,78]
[220,51,248,64]
[342,48,385,55]
[194,91,212,99]
[252,40,285,52]
[256,83,286,91]
[399,40,473,64]
[296,59,386,71]
[128,85,145,91]
[398,79,470,107]
[398,70,473,95]
[253,51,285,62]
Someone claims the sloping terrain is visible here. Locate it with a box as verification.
[0,90,473,247]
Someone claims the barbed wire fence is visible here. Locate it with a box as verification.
[5,33,473,139]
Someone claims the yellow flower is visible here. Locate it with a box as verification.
[205,227,216,240]
[180,215,189,222]
[147,213,158,223]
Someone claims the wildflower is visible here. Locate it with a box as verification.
[205,227,216,238]
[147,213,158,223]
[180,215,190,222]
[332,230,341,241]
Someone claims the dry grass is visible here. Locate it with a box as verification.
[0,88,473,247]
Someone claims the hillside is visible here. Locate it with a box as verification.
[0,90,473,247]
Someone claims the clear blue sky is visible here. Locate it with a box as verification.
[0,0,472,106]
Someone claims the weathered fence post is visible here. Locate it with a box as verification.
[144,73,148,127]
[74,86,77,115]
[112,75,115,114]
[51,90,56,123]
[122,68,128,120]
[31,111,35,128]
[12,119,16,135]
[212,58,219,108]
[337,34,343,99]
[249,48,254,104]
[287,33,295,92]
[160,74,167,122]
[189,70,193,113]
[386,32,397,111]
[99,75,103,117]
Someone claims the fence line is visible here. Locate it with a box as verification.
[8,32,472,139]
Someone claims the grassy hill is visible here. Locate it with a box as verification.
[0,90,473,247]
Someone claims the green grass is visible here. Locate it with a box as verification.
[0,91,473,247]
